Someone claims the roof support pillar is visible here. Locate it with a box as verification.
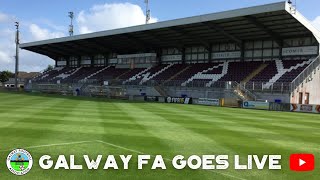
[157,49,162,65]
[78,56,81,67]
[182,47,186,64]
[91,55,94,67]
[66,56,70,68]
[241,41,245,61]
[105,53,109,66]
[208,44,212,62]
[279,40,283,60]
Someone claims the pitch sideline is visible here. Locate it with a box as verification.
[0,140,95,152]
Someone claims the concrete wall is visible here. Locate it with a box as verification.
[291,67,320,105]
[164,87,226,99]
[124,86,292,103]
[126,86,161,96]
[255,92,290,103]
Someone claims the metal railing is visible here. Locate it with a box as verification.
[241,81,291,94]
[290,55,320,92]
[28,79,293,94]
[234,81,257,100]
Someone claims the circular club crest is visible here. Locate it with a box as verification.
[6,149,33,176]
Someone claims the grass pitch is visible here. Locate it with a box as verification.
[0,91,319,180]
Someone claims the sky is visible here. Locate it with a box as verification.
[1,0,320,72]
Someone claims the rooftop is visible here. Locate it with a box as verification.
[20,1,320,58]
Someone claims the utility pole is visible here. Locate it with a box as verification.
[14,22,19,90]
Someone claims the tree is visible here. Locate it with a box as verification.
[0,70,14,83]
[45,65,54,72]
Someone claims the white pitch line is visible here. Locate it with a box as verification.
[0,140,95,152]
[96,140,247,180]
[95,140,145,154]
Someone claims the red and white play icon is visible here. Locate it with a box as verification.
[290,154,315,171]
[299,159,306,166]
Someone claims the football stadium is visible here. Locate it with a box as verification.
[1,1,320,179]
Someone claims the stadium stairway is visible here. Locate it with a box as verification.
[67,67,82,79]
[154,86,168,96]
[233,85,257,101]
[116,69,132,80]
[241,63,269,84]
[163,66,191,85]
[233,88,247,100]
[117,68,147,80]
[82,66,111,81]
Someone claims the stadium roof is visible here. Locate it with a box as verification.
[20,1,320,58]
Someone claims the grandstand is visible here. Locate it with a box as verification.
[20,1,320,105]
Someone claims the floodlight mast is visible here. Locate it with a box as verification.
[288,0,297,14]
[14,22,19,91]
[68,12,74,36]
[145,0,150,24]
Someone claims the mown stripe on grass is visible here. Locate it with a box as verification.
[99,102,170,154]
[0,97,70,149]
[115,102,233,155]
[142,103,293,179]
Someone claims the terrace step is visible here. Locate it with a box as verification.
[242,63,268,84]
[163,66,190,84]
[116,69,132,80]
[154,86,168,96]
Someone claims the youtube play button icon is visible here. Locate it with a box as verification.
[290,154,315,171]
[299,159,306,166]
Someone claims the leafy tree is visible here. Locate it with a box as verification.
[45,65,54,72]
[0,70,14,83]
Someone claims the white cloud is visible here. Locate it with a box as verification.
[0,12,14,23]
[38,19,66,32]
[19,50,54,72]
[77,2,158,34]
[0,2,159,72]
[0,28,56,72]
[0,51,11,63]
[0,27,15,67]
[0,12,64,72]
[29,24,64,41]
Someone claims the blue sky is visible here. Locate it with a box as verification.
[1,0,319,33]
[0,0,320,72]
